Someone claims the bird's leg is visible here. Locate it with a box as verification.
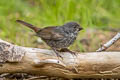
[52,48,63,59]
[60,48,77,56]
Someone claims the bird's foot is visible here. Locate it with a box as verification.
[69,51,77,57]
[56,52,63,60]
[60,48,77,57]
[52,48,63,60]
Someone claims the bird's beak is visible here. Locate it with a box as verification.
[79,27,83,31]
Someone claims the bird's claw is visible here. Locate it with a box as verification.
[60,48,77,57]
[56,53,63,60]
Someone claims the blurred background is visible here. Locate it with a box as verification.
[0,0,120,52]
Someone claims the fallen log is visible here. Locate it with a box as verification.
[0,39,120,79]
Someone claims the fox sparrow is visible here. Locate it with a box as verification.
[16,20,83,58]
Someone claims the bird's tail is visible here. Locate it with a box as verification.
[16,20,40,32]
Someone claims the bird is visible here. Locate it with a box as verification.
[16,20,83,59]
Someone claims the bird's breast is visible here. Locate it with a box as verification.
[44,32,77,49]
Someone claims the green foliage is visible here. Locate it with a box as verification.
[0,0,119,50]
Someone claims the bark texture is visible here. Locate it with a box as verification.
[0,39,120,78]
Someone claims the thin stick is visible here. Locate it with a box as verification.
[96,32,120,52]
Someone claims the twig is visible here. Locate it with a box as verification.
[96,32,120,52]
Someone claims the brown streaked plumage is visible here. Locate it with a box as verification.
[16,20,83,58]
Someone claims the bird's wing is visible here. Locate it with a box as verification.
[37,27,64,40]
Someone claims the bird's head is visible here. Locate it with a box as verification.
[63,22,83,32]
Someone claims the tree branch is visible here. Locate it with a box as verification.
[96,32,120,52]
[0,39,120,78]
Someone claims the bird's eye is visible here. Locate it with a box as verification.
[74,26,76,28]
